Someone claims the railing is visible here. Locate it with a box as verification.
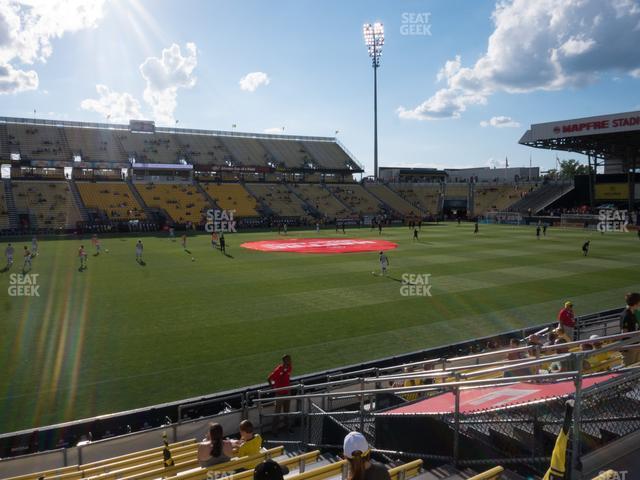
[254,331,640,480]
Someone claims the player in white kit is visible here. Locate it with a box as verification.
[379,251,389,276]
[136,240,144,263]
[4,243,14,270]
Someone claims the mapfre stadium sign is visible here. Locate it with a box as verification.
[528,110,640,141]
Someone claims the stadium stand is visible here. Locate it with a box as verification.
[260,140,311,169]
[326,184,381,216]
[181,134,237,166]
[290,183,351,219]
[64,128,126,163]
[6,124,71,162]
[77,182,146,221]
[135,184,212,224]
[389,183,442,215]
[300,141,357,171]
[117,132,185,164]
[364,183,424,216]
[508,182,575,214]
[218,137,269,167]
[202,183,260,217]
[0,181,11,230]
[444,183,469,199]
[11,181,82,230]
[472,184,522,216]
[245,184,310,217]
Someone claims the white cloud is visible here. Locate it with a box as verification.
[263,127,283,134]
[0,62,37,93]
[80,84,143,123]
[0,0,105,94]
[398,0,640,120]
[139,42,198,125]
[239,71,270,92]
[631,68,640,78]
[480,116,521,128]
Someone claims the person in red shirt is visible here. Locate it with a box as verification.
[267,354,292,434]
[557,301,575,340]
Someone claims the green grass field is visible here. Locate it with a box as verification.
[1,223,639,433]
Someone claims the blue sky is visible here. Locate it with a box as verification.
[1,0,640,176]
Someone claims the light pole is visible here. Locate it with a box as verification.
[363,22,384,180]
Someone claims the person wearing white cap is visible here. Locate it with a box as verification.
[343,432,390,480]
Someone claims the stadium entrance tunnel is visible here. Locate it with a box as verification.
[240,238,399,253]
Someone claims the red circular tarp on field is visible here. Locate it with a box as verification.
[240,238,399,254]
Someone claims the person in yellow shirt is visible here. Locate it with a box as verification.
[232,420,262,457]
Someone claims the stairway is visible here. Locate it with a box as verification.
[127,180,155,219]
[242,183,275,216]
[362,183,399,216]
[508,182,574,214]
[68,180,90,222]
[285,183,322,218]
[3,179,19,229]
[321,184,353,216]
[195,182,220,211]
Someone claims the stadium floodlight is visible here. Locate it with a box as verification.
[363,22,384,180]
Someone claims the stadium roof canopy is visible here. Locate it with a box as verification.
[519,110,640,162]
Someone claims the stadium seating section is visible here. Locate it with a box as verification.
[473,184,523,215]
[291,183,351,219]
[219,137,272,167]
[6,125,70,162]
[444,183,469,199]
[12,181,81,229]
[136,184,211,224]
[364,183,422,216]
[64,128,125,163]
[390,184,442,215]
[181,135,235,166]
[202,183,260,217]
[260,140,311,169]
[301,141,356,170]
[77,182,146,220]
[0,182,10,230]
[6,441,436,480]
[118,133,184,164]
[246,184,309,217]
[327,184,381,216]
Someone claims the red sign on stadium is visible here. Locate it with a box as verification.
[240,238,398,254]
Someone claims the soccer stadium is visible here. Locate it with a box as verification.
[1,2,640,480]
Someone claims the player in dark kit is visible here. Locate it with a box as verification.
[536,225,541,239]
[413,228,419,242]
[543,224,547,236]
[378,222,382,235]
[219,233,226,254]
[582,240,590,256]
[474,221,479,234]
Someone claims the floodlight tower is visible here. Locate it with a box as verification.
[363,22,384,180]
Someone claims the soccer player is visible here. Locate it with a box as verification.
[413,228,419,242]
[22,246,32,273]
[136,240,144,263]
[169,227,175,241]
[219,233,226,254]
[5,243,14,269]
[31,236,38,257]
[543,224,548,236]
[78,245,87,270]
[582,240,590,256]
[378,221,382,236]
[536,225,541,239]
[316,222,320,234]
[474,221,479,234]
[342,222,345,234]
[379,251,389,276]
[91,234,101,255]
[211,231,218,249]
[181,234,187,250]
[283,223,288,235]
